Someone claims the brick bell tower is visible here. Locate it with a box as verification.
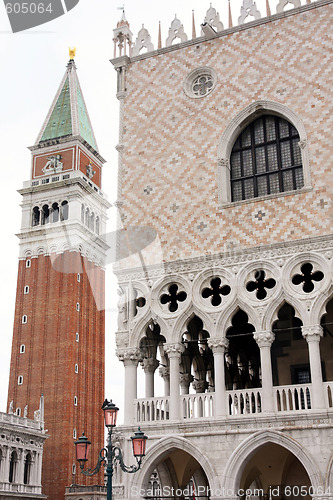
[7,50,110,499]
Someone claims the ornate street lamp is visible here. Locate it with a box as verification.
[75,399,147,500]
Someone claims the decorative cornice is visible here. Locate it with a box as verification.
[114,234,333,284]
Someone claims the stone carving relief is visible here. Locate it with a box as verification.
[238,0,261,24]
[42,154,63,174]
[276,0,301,13]
[132,25,154,56]
[166,16,188,47]
[86,161,96,179]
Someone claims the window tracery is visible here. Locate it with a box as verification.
[230,115,304,202]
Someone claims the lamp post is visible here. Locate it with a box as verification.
[75,399,148,500]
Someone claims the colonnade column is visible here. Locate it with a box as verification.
[302,325,326,409]
[164,343,185,421]
[159,366,170,397]
[254,331,275,413]
[142,358,159,398]
[117,348,141,425]
[208,338,229,417]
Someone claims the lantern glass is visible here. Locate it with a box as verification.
[75,434,91,464]
[102,400,119,428]
[131,428,147,458]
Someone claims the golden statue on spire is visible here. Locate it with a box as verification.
[69,47,76,60]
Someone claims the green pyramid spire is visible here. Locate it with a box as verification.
[36,58,98,152]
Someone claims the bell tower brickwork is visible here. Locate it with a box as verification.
[7,56,110,500]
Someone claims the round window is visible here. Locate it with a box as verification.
[183,67,217,98]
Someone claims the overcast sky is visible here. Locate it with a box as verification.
[0,0,302,421]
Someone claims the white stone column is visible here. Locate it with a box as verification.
[302,325,326,409]
[159,366,170,397]
[208,338,229,417]
[117,348,141,425]
[142,358,159,398]
[16,449,24,485]
[3,447,10,485]
[36,452,43,490]
[164,343,185,420]
[254,331,275,413]
[179,374,193,395]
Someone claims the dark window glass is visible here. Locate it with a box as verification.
[230,115,304,201]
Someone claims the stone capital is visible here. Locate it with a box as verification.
[164,343,185,358]
[302,325,323,343]
[253,331,275,348]
[142,358,159,373]
[117,348,142,366]
[208,337,229,353]
[192,380,207,393]
[159,366,170,380]
[179,373,194,387]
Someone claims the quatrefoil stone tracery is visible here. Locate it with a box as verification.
[160,284,187,312]
[202,277,231,306]
[246,270,276,300]
[192,74,214,97]
[292,263,324,293]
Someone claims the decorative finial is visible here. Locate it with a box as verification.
[228,0,233,28]
[266,0,271,16]
[192,10,196,39]
[69,46,76,60]
[158,21,162,49]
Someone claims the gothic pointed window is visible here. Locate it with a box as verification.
[230,115,304,202]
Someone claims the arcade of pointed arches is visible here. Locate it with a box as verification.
[116,251,333,421]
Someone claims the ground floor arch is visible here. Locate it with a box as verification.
[222,431,322,499]
[130,436,218,500]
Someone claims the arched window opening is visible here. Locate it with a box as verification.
[85,208,90,227]
[226,310,260,390]
[52,202,59,223]
[96,216,100,234]
[181,315,212,395]
[272,304,308,387]
[24,453,32,485]
[32,206,40,227]
[81,204,85,223]
[9,450,18,483]
[41,205,50,225]
[230,115,303,202]
[61,200,69,221]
